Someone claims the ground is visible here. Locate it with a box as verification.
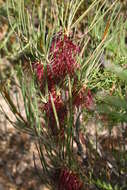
[0,95,50,190]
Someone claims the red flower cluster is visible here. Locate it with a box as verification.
[58,168,83,190]
[44,90,66,135]
[33,33,80,91]
[50,34,80,76]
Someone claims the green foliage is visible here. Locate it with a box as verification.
[93,179,123,190]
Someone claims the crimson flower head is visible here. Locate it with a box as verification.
[58,167,83,190]
[33,32,80,91]
[50,33,80,77]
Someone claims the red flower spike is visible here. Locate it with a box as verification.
[58,168,83,190]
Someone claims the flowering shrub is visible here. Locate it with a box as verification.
[2,1,122,189]
[33,32,94,189]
